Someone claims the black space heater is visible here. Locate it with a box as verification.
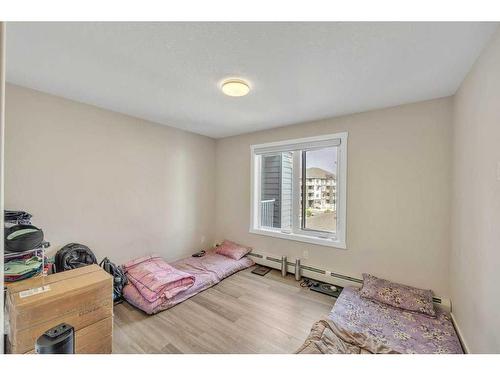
[35,323,75,354]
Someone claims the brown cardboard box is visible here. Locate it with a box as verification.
[6,264,113,354]
[75,316,113,353]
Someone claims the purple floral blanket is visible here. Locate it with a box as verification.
[298,287,463,354]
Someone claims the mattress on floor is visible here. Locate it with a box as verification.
[325,286,463,354]
[123,250,254,314]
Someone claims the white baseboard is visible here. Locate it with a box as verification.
[450,312,470,354]
[249,252,362,289]
[249,250,451,311]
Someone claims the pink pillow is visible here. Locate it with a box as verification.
[215,240,252,260]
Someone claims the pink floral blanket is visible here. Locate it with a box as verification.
[122,255,195,303]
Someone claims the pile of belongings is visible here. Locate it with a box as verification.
[4,210,45,254]
[5,210,33,226]
[4,210,48,283]
[4,255,44,282]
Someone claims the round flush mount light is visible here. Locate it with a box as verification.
[221,78,250,97]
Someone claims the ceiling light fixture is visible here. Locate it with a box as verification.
[221,78,250,97]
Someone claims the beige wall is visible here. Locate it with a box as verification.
[451,27,500,353]
[215,97,453,297]
[5,84,216,264]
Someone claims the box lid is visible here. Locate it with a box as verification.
[7,264,112,309]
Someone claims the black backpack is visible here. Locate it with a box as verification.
[99,257,128,302]
[55,243,97,272]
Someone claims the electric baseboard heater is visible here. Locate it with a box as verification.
[247,251,450,311]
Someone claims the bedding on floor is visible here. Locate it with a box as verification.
[123,248,254,314]
[295,320,382,354]
[297,286,463,354]
[122,255,195,302]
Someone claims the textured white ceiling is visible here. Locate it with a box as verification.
[6,22,498,138]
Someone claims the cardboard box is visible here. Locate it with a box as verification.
[6,264,113,354]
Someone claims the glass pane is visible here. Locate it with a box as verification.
[303,147,337,234]
[260,153,293,230]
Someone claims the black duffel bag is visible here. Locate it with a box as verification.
[55,243,97,272]
[5,224,44,253]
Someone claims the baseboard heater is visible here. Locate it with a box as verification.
[247,251,449,311]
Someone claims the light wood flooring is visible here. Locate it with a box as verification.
[112,267,335,353]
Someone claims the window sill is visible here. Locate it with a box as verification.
[249,227,347,249]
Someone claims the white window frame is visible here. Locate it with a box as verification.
[250,132,347,249]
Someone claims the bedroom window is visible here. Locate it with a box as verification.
[250,132,347,249]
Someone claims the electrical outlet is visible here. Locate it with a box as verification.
[302,250,309,259]
[497,162,500,181]
[200,235,206,244]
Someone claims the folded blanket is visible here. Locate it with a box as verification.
[4,256,43,276]
[122,255,195,303]
[123,249,254,314]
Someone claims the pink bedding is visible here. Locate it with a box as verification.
[215,240,252,260]
[123,249,254,314]
[123,255,195,302]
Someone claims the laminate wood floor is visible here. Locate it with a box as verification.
[113,267,335,353]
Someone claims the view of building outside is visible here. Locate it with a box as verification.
[303,147,337,233]
[259,147,337,234]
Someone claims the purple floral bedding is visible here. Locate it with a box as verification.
[360,273,436,317]
[326,287,463,354]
